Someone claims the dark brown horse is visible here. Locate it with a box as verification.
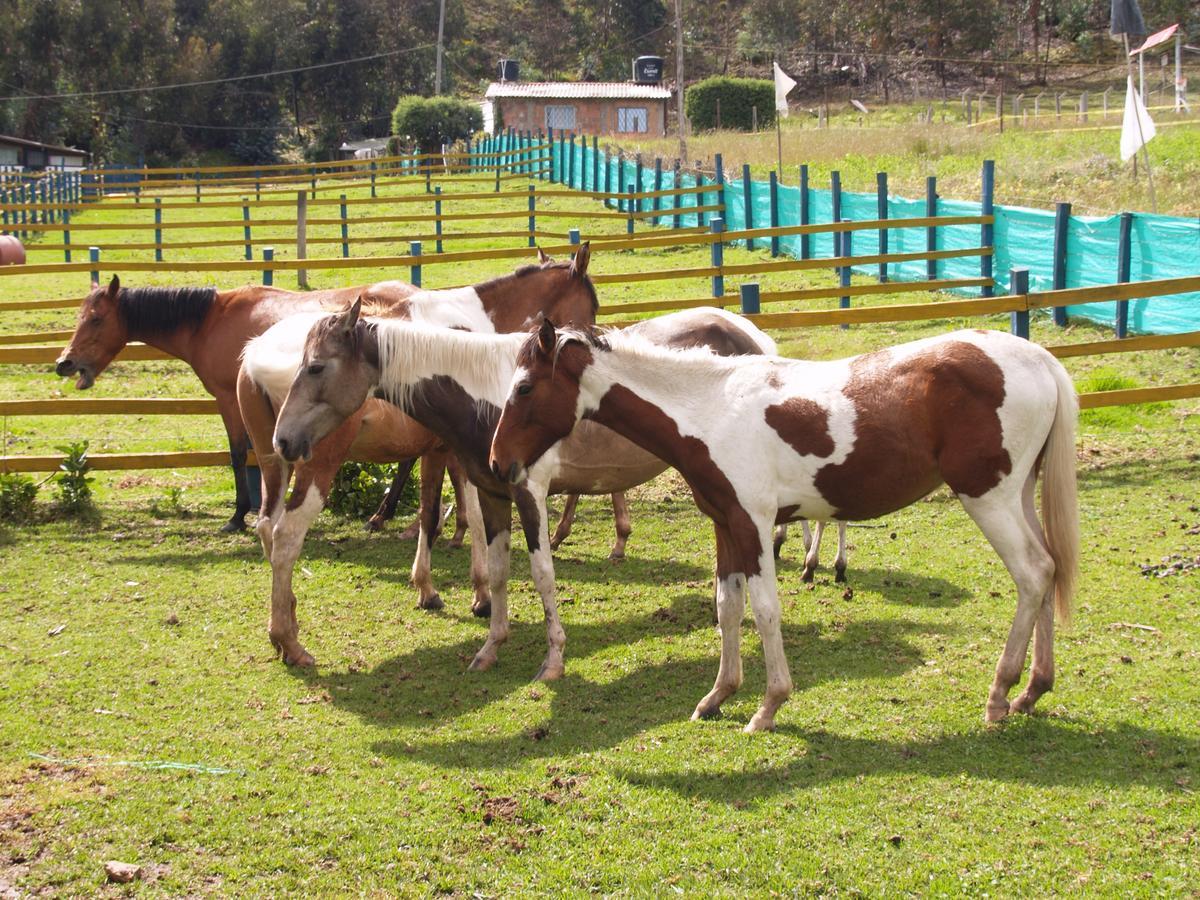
[238,248,603,667]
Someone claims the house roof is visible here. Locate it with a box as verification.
[0,134,89,156]
[485,81,672,101]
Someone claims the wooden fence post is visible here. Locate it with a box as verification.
[1009,267,1031,338]
[62,210,71,262]
[340,193,349,258]
[653,157,663,224]
[925,176,938,280]
[194,172,201,203]
[88,246,100,287]
[742,163,754,249]
[154,198,163,262]
[370,161,377,198]
[1116,212,1132,338]
[527,184,536,248]
[1052,201,1071,326]
[740,282,760,314]
[434,186,443,254]
[710,217,725,298]
[410,240,422,287]
[296,191,308,289]
[261,247,274,286]
[242,199,252,261]
[626,181,636,235]
[768,170,779,257]
[980,159,995,297]
[876,171,889,282]
[672,158,681,230]
[799,163,810,260]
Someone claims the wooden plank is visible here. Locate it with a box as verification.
[1078,382,1200,408]
[0,297,84,312]
[598,295,737,315]
[0,330,75,345]
[0,344,173,364]
[0,398,217,416]
[745,295,1024,328]
[1027,276,1200,309]
[759,278,993,304]
[592,265,720,285]
[0,449,256,473]
[1047,331,1200,359]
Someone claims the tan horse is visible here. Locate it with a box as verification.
[238,248,602,668]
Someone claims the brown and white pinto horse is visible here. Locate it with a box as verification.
[489,323,1080,732]
[238,249,604,668]
[55,275,421,532]
[265,304,776,680]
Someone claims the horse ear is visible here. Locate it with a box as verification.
[107,274,120,296]
[536,247,552,265]
[340,296,362,332]
[537,317,557,354]
[569,241,590,278]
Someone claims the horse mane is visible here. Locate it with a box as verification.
[118,285,217,334]
[371,318,525,409]
[478,261,600,316]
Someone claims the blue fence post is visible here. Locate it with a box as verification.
[981,158,995,297]
[714,153,725,225]
[799,163,810,260]
[568,227,580,246]
[672,159,681,230]
[567,134,575,189]
[88,246,100,287]
[154,198,163,262]
[839,223,852,329]
[1009,267,1030,339]
[768,170,780,257]
[62,210,71,262]
[696,170,708,229]
[592,136,600,194]
[1116,211,1132,338]
[339,193,349,258]
[434,186,443,253]
[1,187,9,233]
[831,169,842,232]
[242,199,252,261]
[710,217,725,299]
[18,184,26,239]
[603,146,613,207]
[1052,201,1071,326]
[925,176,938,280]
[876,171,889,283]
[410,240,422,288]
[528,184,537,247]
[653,157,663,225]
[626,181,636,234]
[742,164,754,249]
[538,130,547,181]
[261,247,274,286]
[739,282,760,314]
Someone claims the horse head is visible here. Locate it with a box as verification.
[273,297,377,463]
[56,275,129,389]
[489,317,599,484]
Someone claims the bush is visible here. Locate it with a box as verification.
[54,440,95,515]
[391,95,483,154]
[0,473,38,523]
[685,77,776,132]
[327,462,418,521]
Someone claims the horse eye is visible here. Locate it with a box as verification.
[516,382,533,397]
[306,362,325,376]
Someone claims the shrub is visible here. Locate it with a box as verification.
[55,440,94,514]
[685,77,776,132]
[0,473,38,523]
[391,95,483,154]
[327,462,419,521]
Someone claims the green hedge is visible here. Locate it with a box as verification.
[391,95,483,154]
[684,77,775,131]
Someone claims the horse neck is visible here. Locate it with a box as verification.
[476,270,594,330]
[373,321,522,407]
[120,299,215,366]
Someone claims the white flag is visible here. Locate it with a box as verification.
[773,62,797,117]
[1120,75,1156,161]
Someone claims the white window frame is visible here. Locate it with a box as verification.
[617,107,649,133]
[545,105,577,130]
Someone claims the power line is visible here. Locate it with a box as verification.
[0,43,437,102]
[104,111,393,133]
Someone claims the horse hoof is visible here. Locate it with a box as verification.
[220,519,246,534]
[984,701,1010,723]
[772,543,783,560]
[743,714,776,734]
[284,649,316,668]
[534,662,564,681]
[549,538,564,551]
[468,653,496,672]
[471,600,492,619]
[801,566,815,583]
[448,537,464,549]
[834,568,847,584]
[691,704,723,721]
[418,593,444,612]
[607,553,625,563]
[1010,692,1037,715]
[397,522,421,541]
[365,515,385,532]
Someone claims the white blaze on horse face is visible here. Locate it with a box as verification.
[406,287,494,333]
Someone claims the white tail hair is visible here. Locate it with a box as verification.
[1041,357,1080,625]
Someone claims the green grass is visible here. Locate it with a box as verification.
[2,173,1199,895]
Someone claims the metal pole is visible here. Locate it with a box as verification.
[876,171,888,283]
[768,170,779,257]
[261,247,274,286]
[980,159,994,297]
[1009,268,1030,339]
[1052,202,1071,326]
[434,186,443,253]
[296,191,308,289]
[925,176,937,280]
[1116,212,1132,338]
[242,199,252,261]
[799,163,810,260]
[410,240,423,288]
[710,217,724,298]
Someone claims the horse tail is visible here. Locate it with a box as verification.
[1041,356,1080,626]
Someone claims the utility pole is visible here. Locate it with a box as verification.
[674,0,686,162]
[435,0,447,95]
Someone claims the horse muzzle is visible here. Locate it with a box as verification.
[274,434,311,464]
[56,357,94,389]
[489,458,526,485]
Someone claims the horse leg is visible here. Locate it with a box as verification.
[960,479,1056,722]
[411,449,448,611]
[469,491,513,672]
[446,455,470,548]
[833,522,849,584]
[549,494,579,550]
[608,492,631,561]
[257,456,288,563]
[692,523,746,721]
[459,478,493,617]
[215,391,252,533]
[773,523,788,560]
[366,457,417,532]
[744,522,792,733]
[1012,475,1057,714]
[236,369,284,558]
[267,463,329,667]
[516,482,566,681]
[801,520,823,582]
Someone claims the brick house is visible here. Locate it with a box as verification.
[482,82,673,137]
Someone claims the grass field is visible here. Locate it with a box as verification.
[2,171,1199,895]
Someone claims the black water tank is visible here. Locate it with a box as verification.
[632,56,663,84]
[499,59,519,82]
